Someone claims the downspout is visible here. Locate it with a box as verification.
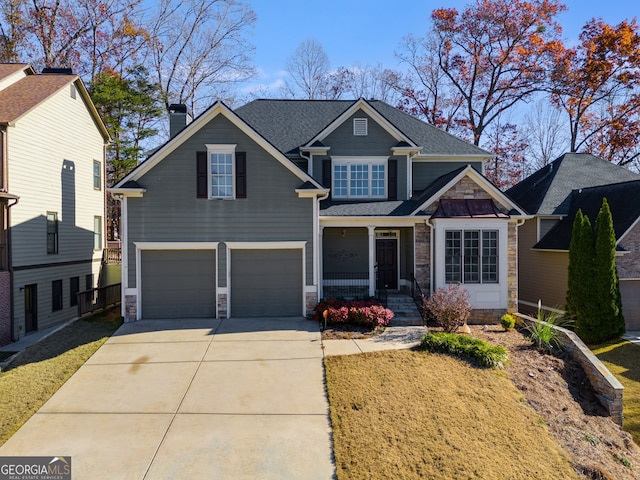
[7,196,19,342]
[425,217,434,296]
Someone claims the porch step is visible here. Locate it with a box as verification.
[385,294,424,327]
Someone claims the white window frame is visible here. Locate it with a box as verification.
[332,156,387,199]
[353,118,368,136]
[206,144,236,199]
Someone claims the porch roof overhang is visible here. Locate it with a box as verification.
[431,199,510,219]
[320,216,425,228]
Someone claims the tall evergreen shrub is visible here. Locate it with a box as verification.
[567,209,595,341]
[593,198,625,341]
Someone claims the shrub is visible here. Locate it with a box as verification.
[524,308,571,353]
[500,313,516,331]
[418,332,508,368]
[423,284,471,332]
[314,298,394,329]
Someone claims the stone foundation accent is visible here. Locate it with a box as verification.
[414,223,431,293]
[217,293,228,319]
[0,271,10,345]
[515,313,624,426]
[420,177,511,215]
[306,291,318,317]
[124,295,137,322]
[469,309,506,324]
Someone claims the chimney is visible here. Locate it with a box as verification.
[41,67,74,75]
[168,104,192,138]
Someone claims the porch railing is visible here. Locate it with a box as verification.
[322,272,369,299]
[102,247,121,264]
[410,273,428,325]
[77,283,121,316]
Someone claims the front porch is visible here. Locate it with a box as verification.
[320,225,424,299]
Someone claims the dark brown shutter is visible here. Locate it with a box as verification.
[388,159,397,200]
[236,152,247,199]
[196,151,207,198]
[322,159,331,199]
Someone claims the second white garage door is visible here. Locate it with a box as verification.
[230,249,303,317]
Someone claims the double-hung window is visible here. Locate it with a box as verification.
[445,230,498,284]
[93,160,101,190]
[47,212,58,254]
[207,144,235,199]
[332,157,387,199]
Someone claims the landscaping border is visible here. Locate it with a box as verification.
[514,312,624,425]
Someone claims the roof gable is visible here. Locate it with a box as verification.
[0,70,109,141]
[506,153,640,216]
[411,165,527,217]
[234,99,493,158]
[113,101,324,190]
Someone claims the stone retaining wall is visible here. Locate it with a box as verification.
[514,313,624,426]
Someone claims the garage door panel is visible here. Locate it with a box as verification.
[141,250,216,319]
[231,249,302,317]
[621,280,640,331]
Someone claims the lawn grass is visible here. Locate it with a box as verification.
[591,339,640,445]
[325,349,578,480]
[0,309,122,446]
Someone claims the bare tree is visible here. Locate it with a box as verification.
[395,33,466,135]
[0,0,26,62]
[282,38,334,99]
[148,0,257,114]
[331,63,402,104]
[523,100,567,170]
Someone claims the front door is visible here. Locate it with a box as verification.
[376,239,397,290]
[24,284,37,333]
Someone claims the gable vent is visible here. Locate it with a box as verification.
[353,118,368,136]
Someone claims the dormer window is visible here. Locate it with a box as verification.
[353,118,368,136]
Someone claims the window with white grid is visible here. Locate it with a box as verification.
[332,158,386,199]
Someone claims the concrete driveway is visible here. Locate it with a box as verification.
[0,317,335,480]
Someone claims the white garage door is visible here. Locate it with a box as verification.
[230,249,303,317]
[141,250,216,319]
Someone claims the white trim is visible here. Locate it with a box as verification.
[618,214,640,246]
[113,101,324,191]
[410,165,529,217]
[135,242,219,320]
[331,156,388,199]
[412,154,494,162]
[206,144,236,199]
[353,117,368,136]
[109,188,145,197]
[432,218,508,309]
[305,98,418,148]
[120,196,128,318]
[320,217,422,227]
[226,241,307,317]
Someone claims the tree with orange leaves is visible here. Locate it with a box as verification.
[428,0,565,146]
[549,18,640,166]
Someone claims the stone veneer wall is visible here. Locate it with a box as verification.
[217,293,228,319]
[305,291,318,317]
[124,295,137,322]
[0,271,10,345]
[422,177,512,215]
[414,223,431,293]
[515,312,624,426]
[470,309,506,324]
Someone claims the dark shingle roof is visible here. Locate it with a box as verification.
[320,200,414,216]
[234,99,491,157]
[535,180,640,250]
[506,153,640,215]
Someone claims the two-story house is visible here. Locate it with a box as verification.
[0,63,110,345]
[111,99,527,323]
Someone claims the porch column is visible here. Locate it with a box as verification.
[368,226,375,297]
[319,226,324,299]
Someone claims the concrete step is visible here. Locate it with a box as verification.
[385,295,424,326]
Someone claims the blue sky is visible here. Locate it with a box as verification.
[243,0,639,95]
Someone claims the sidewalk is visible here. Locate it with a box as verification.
[321,326,429,356]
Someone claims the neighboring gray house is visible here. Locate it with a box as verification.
[0,63,110,345]
[506,153,640,329]
[111,99,527,322]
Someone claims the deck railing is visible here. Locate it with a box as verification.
[77,283,121,316]
[102,247,121,264]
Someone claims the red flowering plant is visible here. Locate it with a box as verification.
[313,298,394,329]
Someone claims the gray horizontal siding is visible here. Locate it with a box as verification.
[127,114,314,287]
[323,111,398,157]
[413,162,483,193]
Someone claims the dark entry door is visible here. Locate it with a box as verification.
[24,284,37,333]
[376,239,397,290]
